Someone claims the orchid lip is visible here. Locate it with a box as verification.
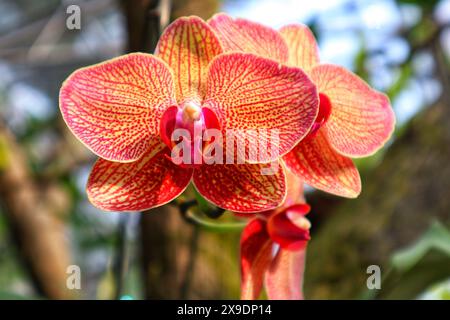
[159,102,221,167]
[266,204,311,251]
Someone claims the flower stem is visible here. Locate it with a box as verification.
[184,209,247,233]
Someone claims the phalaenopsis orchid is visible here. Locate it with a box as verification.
[59,13,395,300]
[60,16,318,213]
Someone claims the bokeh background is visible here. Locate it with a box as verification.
[0,0,449,299]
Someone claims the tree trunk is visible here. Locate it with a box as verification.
[0,122,73,299]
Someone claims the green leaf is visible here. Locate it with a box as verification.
[354,45,369,82]
[419,278,450,299]
[391,220,450,272]
[387,64,412,101]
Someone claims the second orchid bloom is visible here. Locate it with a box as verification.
[210,13,396,198]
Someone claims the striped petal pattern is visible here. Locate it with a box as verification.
[193,162,286,213]
[284,170,305,205]
[87,141,193,211]
[208,13,289,63]
[283,130,361,198]
[265,248,307,300]
[59,53,176,162]
[279,24,320,71]
[311,64,396,157]
[240,218,273,300]
[156,16,223,103]
[204,53,318,162]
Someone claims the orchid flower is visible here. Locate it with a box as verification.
[240,172,311,300]
[209,14,396,198]
[59,16,319,213]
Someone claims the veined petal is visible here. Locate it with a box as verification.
[87,141,193,211]
[193,161,286,213]
[240,218,273,300]
[283,130,361,198]
[279,24,320,71]
[59,53,175,162]
[284,169,305,205]
[208,13,289,63]
[311,64,396,157]
[155,16,222,103]
[204,53,318,163]
[265,248,307,300]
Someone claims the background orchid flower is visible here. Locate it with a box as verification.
[209,14,396,198]
[240,172,311,300]
[59,16,318,213]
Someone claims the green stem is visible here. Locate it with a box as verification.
[184,209,247,233]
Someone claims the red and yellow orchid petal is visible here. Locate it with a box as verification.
[265,248,307,300]
[87,141,193,211]
[193,161,286,213]
[267,205,310,251]
[204,53,318,163]
[284,169,305,206]
[208,13,289,63]
[283,130,361,198]
[59,53,175,162]
[311,64,396,157]
[240,218,273,300]
[156,16,222,103]
[279,24,320,71]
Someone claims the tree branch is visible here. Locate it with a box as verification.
[0,120,73,299]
